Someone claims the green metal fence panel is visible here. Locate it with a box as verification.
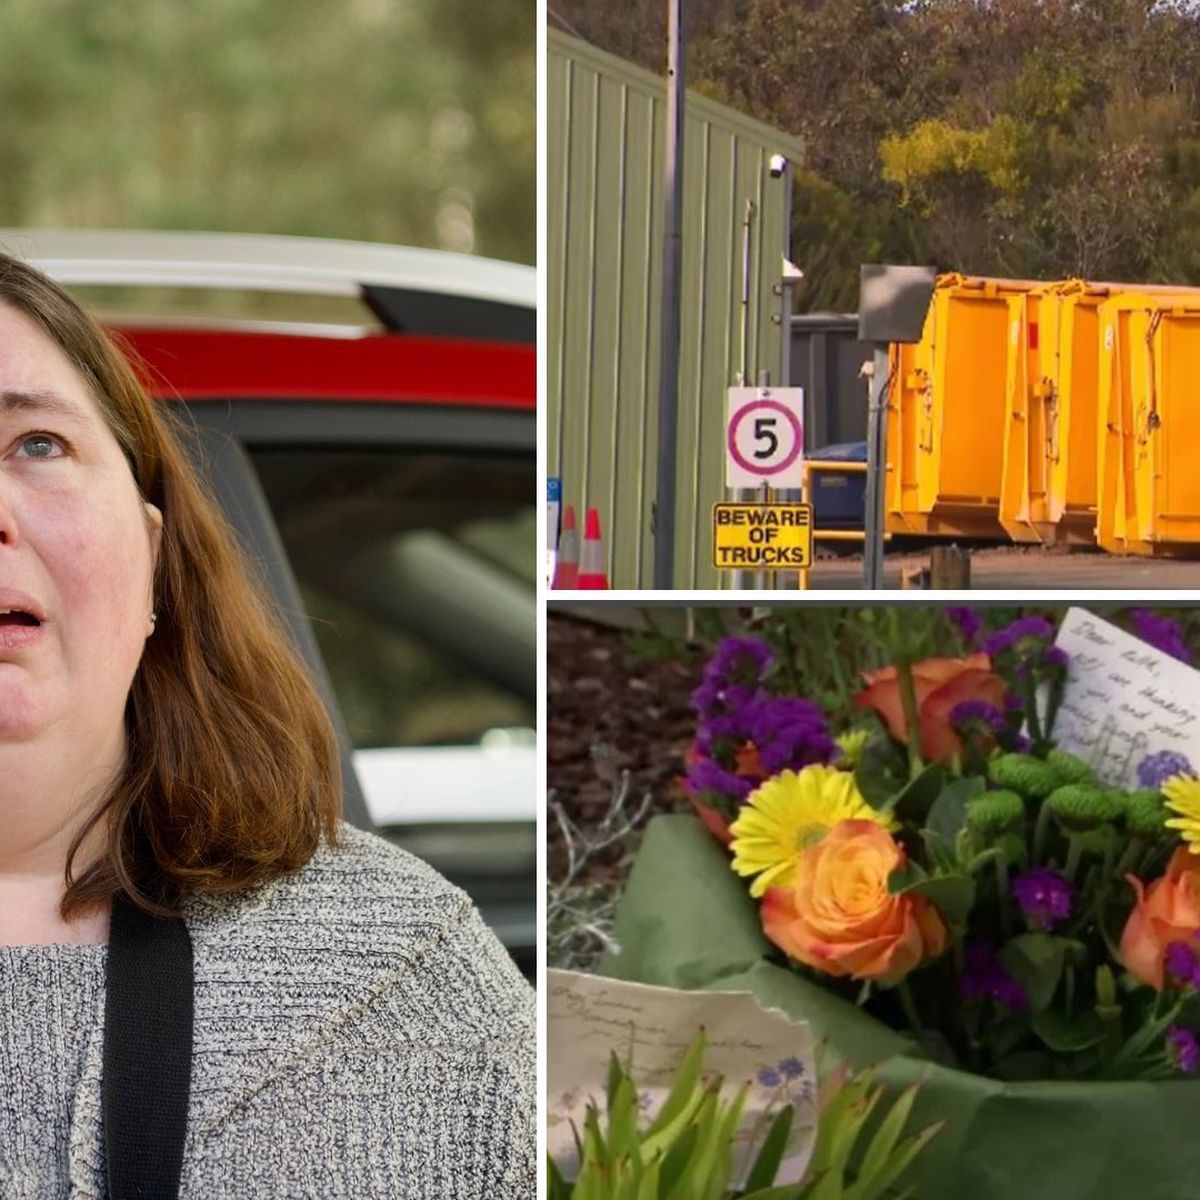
[548,29,805,588]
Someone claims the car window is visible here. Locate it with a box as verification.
[248,444,537,976]
[250,447,536,746]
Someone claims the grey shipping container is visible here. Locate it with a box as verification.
[789,314,872,449]
[548,29,805,588]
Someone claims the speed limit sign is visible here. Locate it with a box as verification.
[725,387,805,488]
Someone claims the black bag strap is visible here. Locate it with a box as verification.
[102,892,194,1200]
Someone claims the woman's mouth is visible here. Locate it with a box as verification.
[0,610,40,627]
[0,609,45,651]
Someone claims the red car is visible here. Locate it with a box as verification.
[1,229,536,975]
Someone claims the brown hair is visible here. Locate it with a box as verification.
[0,250,342,916]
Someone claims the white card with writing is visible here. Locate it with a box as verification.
[1051,607,1200,787]
[547,969,817,1186]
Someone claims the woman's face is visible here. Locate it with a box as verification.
[0,302,161,748]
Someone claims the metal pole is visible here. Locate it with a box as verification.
[863,344,889,589]
[653,0,684,589]
[775,160,800,590]
[728,199,757,592]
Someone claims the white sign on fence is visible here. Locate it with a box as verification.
[1051,607,1200,788]
[725,387,805,489]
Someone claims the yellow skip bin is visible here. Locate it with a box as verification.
[888,274,1040,538]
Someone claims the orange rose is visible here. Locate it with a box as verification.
[854,654,1007,765]
[761,819,947,983]
[1120,848,1200,989]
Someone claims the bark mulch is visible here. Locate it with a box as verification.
[547,610,702,883]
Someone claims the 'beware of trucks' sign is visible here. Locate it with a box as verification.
[712,503,813,570]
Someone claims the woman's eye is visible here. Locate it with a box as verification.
[16,434,63,459]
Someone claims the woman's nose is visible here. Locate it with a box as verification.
[0,482,20,548]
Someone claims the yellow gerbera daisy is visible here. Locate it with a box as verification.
[729,764,896,898]
[1163,774,1200,853]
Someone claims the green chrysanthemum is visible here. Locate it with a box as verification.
[966,790,1026,837]
[1046,748,1095,788]
[1124,789,1170,839]
[988,753,1059,800]
[1163,775,1200,854]
[1046,784,1123,832]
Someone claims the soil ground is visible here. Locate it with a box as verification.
[546,610,700,883]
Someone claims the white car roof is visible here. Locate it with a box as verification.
[0,228,534,310]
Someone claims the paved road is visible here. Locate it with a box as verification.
[799,546,1200,590]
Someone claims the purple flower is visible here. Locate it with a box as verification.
[1165,941,1200,989]
[1130,609,1193,665]
[1136,750,1196,791]
[960,941,1030,1013]
[706,636,773,683]
[685,757,755,803]
[778,1056,805,1079]
[688,693,835,806]
[691,637,774,719]
[950,699,1007,736]
[1043,646,1069,670]
[982,616,1056,659]
[756,1066,782,1088]
[946,606,982,646]
[744,696,836,775]
[1168,1026,1200,1073]
[1008,616,1057,641]
[1011,868,1073,932]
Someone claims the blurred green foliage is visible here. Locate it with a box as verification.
[0,0,533,263]
[554,0,1200,307]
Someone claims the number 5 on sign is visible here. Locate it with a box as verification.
[725,387,805,489]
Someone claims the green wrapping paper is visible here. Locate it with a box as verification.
[600,814,1200,1200]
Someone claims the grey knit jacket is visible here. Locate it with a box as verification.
[65,823,536,1198]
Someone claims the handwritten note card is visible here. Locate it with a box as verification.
[1052,607,1200,787]
[547,969,817,1186]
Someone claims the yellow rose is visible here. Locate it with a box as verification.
[762,819,947,983]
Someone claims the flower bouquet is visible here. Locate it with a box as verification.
[602,609,1200,1199]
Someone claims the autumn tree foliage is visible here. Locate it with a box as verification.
[551,0,1200,309]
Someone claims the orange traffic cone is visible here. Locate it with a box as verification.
[576,507,609,590]
[551,505,579,589]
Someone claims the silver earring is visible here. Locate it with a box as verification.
[149,612,158,625]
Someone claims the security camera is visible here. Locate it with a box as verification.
[769,154,788,178]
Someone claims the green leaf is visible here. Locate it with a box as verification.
[887,860,929,894]
[926,776,985,843]
[998,933,1067,1013]
[885,763,947,821]
[888,870,976,935]
[817,1072,880,1185]
[606,1076,640,1160]
[645,1031,706,1138]
[852,1084,918,1190]
[656,1123,699,1198]
[919,827,958,874]
[846,1119,945,1200]
[744,1103,795,1192]
[740,1186,810,1200]
[1031,1007,1105,1052]
[856,732,909,807]
[546,1153,571,1200]
[606,1051,624,1111]
[634,1152,661,1200]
